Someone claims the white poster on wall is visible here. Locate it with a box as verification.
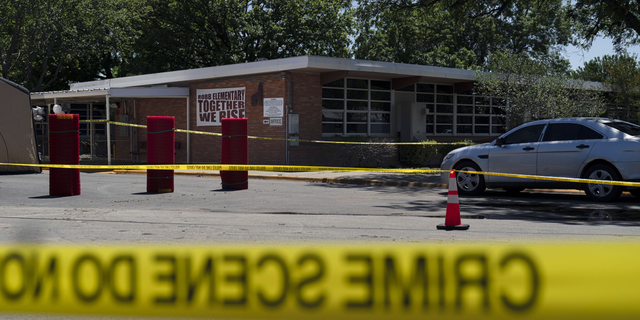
[197,87,246,126]
[263,98,284,117]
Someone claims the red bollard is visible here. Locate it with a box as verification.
[147,116,175,193]
[49,114,80,196]
[220,118,248,190]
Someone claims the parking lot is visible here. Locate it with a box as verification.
[2,170,640,320]
[1,170,640,245]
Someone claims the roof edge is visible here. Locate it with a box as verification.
[69,56,312,91]
[0,77,30,95]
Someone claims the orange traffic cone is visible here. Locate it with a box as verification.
[437,170,469,230]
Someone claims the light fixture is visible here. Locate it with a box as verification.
[32,107,45,121]
[52,104,64,114]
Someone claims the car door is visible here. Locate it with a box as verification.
[487,124,546,187]
[537,123,603,188]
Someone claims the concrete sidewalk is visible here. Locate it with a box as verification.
[111,168,447,188]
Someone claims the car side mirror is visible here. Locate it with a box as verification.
[495,138,505,147]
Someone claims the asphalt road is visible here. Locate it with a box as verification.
[0,170,639,245]
[1,170,640,320]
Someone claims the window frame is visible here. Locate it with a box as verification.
[322,78,392,137]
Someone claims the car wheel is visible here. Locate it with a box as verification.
[582,164,622,202]
[454,161,486,196]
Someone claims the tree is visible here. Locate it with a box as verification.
[354,0,573,69]
[0,0,146,91]
[572,56,617,83]
[604,55,640,121]
[476,51,606,128]
[122,0,354,75]
[569,0,640,50]
[573,54,640,121]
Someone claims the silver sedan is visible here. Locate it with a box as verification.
[440,118,640,202]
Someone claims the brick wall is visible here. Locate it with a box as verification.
[288,73,327,166]
[129,72,349,166]
[135,98,188,163]
[190,74,288,164]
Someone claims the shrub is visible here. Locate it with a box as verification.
[398,140,438,167]
[335,136,398,168]
[437,140,474,157]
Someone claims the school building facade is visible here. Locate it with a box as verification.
[30,56,508,166]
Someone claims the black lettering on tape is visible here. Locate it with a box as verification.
[345,254,373,309]
[296,254,325,309]
[384,256,428,309]
[0,253,27,300]
[154,255,177,304]
[72,254,103,302]
[32,255,59,300]
[186,257,216,304]
[108,255,136,303]
[500,253,539,312]
[223,255,247,306]
[257,254,289,307]
[455,254,489,311]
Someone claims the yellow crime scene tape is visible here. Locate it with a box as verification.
[3,162,640,187]
[0,243,639,319]
[0,162,442,174]
[79,120,469,145]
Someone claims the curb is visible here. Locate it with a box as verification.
[112,170,447,188]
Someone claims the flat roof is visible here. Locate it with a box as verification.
[33,56,607,102]
[67,56,477,91]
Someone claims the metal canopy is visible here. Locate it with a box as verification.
[30,87,189,105]
[29,87,190,166]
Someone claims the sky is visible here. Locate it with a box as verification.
[564,36,640,70]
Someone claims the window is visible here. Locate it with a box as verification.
[414,84,507,136]
[503,124,546,144]
[322,78,391,136]
[542,124,603,142]
[600,120,640,136]
[69,104,106,137]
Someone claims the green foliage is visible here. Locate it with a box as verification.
[0,0,147,91]
[398,140,474,167]
[398,141,438,167]
[3,0,638,94]
[569,0,640,50]
[437,141,474,159]
[123,0,354,75]
[477,51,606,128]
[602,55,640,121]
[1,0,353,88]
[572,53,640,121]
[354,0,573,69]
[333,136,398,168]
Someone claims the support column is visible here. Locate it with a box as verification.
[106,95,111,165]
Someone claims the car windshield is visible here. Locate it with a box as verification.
[600,120,640,136]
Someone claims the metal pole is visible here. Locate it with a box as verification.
[45,103,51,162]
[90,103,94,160]
[186,97,190,164]
[106,95,111,165]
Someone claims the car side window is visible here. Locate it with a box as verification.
[542,124,603,141]
[503,124,546,144]
[579,126,603,140]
